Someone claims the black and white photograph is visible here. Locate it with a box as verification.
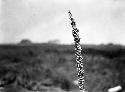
[1,0,125,92]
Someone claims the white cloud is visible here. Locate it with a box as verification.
[1,0,125,44]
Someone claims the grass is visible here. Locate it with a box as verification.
[0,43,124,92]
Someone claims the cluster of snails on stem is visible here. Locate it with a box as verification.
[68,11,86,92]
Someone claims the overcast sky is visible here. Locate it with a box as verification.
[1,0,125,44]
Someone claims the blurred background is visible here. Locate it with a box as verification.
[1,0,125,92]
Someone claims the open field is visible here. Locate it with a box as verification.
[0,42,125,92]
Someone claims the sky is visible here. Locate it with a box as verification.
[1,0,125,44]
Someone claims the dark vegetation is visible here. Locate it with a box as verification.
[0,42,125,92]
